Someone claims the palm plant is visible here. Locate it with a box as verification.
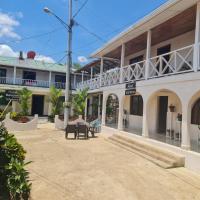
[18,88,32,116]
[72,88,88,118]
[49,86,63,117]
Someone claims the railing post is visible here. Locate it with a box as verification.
[49,71,52,88]
[145,30,152,79]
[100,57,104,87]
[194,2,200,72]
[120,43,125,83]
[13,66,16,84]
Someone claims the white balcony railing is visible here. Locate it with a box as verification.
[0,77,67,90]
[76,44,196,91]
[148,44,194,78]
[121,60,146,82]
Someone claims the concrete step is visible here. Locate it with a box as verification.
[107,134,185,169]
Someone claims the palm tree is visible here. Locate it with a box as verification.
[49,86,63,117]
[18,88,32,116]
[72,88,88,118]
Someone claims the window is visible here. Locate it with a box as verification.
[130,95,143,116]
[0,68,6,77]
[55,75,66,83]
[23,71,36,80]
[191,98,200,125]
[129,55,143,65]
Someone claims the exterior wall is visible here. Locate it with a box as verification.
[0,66,14,78]
[124,30,195,66]
[123,95,143,131]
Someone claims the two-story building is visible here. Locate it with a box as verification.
[76,0,200,172]
[0,51,81,116]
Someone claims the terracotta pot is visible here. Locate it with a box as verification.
[169,105,175,112]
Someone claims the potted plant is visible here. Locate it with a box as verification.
[169,104,175,112]
[48,86,63,122]
[177,113,182,122]
[72,88,88,119]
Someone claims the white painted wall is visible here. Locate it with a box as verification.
[123,95,143,131]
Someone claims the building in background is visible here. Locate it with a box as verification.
[0,51,81,116]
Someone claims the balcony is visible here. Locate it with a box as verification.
[0,77,67,90]
[76,44,197,91]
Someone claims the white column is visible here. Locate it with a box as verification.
[117,96,123,130]
[100,57,104,87]
[48,102,52,116]
[120,44,125,83]
[89,96,93,116]
[145,30,152,79]
[73,74,76,89]
[49,71,52,87]
[12,101,17,112]
[84,97,88,121]
[102,94,107,126]
[181,106,190,150]
[98,94,101,119]
[90,67,93,80]
[142,99,149,137]
[13,66,16,84]
[194,2,200,72]
[81,71,84,84]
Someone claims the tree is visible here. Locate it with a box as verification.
[72,88,88,118]
[18,88,32,116]
[72,63,82,70]
[49,86,63,117]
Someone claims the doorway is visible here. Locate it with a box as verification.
[157,96,168,133]
[157,45,171,74]
[31,95,44,116]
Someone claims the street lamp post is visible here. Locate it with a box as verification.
[44,0,73,128]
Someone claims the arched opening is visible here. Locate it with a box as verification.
[189,92,200,153]
[105,94,119,128]
[147,89,182,147]
[123,93,143,136]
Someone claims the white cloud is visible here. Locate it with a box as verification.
[78,56,88,63]
[0,12,21,39]
[35,55,55,63]
[0,44,18,57]
[0,44,55,63]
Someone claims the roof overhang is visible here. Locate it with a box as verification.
[91,0,199,58]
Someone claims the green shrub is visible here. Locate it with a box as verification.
[10,112,22,121]
[18,88,32,116]
[0,124,31,199]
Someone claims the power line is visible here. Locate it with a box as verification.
[0,27,64,45]
[73,0,89,18]
[77,22,106,43]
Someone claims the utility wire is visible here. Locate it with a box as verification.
[0,27,63,45]
[73,0,89,18]
[77,22,106,43]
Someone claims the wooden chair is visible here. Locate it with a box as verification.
[77,124,88,139]
[65,124,77,139]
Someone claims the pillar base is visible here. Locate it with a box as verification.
[181,145,191,151]
[142,134,149,138]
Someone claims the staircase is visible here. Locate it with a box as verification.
[107,134,185,169]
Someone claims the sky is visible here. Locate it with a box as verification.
[0,0,168,65]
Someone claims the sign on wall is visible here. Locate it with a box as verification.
[125,89,136,96]
[125,82,136,90]
[5,90,19,101]
[125,81,136,96]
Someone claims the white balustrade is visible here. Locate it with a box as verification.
[148,45,194,78]
[121,60,146,82]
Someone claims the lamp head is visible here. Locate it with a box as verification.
[43,7,51,14]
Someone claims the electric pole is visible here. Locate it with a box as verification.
[64,0,73,128]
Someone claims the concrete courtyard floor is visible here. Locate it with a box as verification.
[14,123,200,200]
